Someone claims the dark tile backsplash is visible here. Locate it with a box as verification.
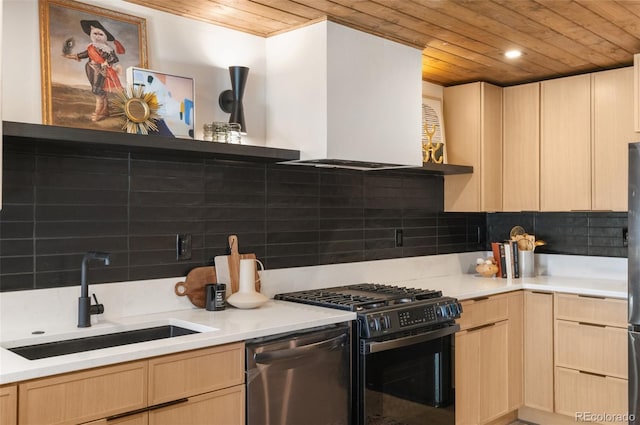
[0,139,483,291]
[0,138,627,291]
[486,211,628,258]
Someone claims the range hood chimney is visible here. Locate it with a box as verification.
[265,20,423,170]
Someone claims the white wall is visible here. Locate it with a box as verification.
[2,1,445,145]
[1,0,267,143]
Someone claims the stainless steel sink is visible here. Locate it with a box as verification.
[8,325,199,360]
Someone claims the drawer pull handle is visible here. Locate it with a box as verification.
[106,398,189,421]
[578,321,606,328]
[578,294,605,300]
[579,370,607,378]
[530,291,550,295]
[467,323,496,332]
[148,398,189,412]
[472,296,490,302]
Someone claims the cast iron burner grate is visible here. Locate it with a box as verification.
[274,283,443,312]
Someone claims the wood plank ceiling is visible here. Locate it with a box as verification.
[124,0,640,87]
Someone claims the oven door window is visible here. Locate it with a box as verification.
[361,333,454,425]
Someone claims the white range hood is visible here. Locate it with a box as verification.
[265,20,423,170]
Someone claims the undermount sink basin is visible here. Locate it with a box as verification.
[7,325,200,360]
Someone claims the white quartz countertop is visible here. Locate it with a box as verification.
[396,274,627,300]
[0,252,627,385]
[0,300,355,384]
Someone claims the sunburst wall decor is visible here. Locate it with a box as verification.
[111,85,161,135]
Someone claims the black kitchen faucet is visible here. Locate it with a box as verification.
[78,251,110,328]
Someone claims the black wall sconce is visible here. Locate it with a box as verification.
[218,66,249,134]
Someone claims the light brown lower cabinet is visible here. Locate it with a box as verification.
[17,342,245,425]
[455,292,522,425]
[0,384,17,425]
[553,293,628,424]
[523,291,554,412]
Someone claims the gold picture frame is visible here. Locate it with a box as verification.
[39,0,148,131]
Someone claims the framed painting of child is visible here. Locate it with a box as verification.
[39,0,148,131]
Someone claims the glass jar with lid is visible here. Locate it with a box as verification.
[228,122,242,144]
[212,122,230,143]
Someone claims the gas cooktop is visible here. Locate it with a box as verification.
[274,283,443,312]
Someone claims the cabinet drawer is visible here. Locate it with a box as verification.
[458,294,508,330]
[19,361,147,425]
[148,343,244,405]
[556,320,627,378]
[555,293,626,327]
[149,385,245,425]
[555,367,627,424]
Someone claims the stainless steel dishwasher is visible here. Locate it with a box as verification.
[245,323,351,425]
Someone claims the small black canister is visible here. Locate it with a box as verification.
[206,283,226,311]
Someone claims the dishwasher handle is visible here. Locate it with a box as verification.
[254,333,347,364]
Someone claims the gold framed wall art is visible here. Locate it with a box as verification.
[39,0,148,131]
[422,96,447,164]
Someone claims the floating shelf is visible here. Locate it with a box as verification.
[2,122,474,175]
[2,121,300,163]
[418,162,473,175]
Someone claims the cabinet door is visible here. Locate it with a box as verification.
[541,74,591,211]
[592,67,635,211]
[478,321,509,423]
[503,83,540,211]
[444,83,482,212]
[0,385,17,425]
[507,291,523,411]
[19,361,147,425]
[455,329,481,425]
[149,386,244,425]
[523,291,554,411]
[455,320,509,425]
[444,82,502,212]
[481,83,504,212]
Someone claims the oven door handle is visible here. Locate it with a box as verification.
[363,323,460,354]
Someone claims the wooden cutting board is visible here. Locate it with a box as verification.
[174,266,217,308]
[214,235,260,294]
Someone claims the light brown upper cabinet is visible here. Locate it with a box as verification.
[503,83,540,211]
[443,82,503,212]
[540,74,592,211]
[635,54,640,132]
[592,67,634,211]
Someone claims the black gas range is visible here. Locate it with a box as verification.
[274,282,462,338]
[275,282,462,425]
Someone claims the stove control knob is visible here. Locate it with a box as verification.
[369,317,381,332]
[440,304,453,319]
[380,315,391,330]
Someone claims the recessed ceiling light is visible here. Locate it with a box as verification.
[505,50,522,59]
